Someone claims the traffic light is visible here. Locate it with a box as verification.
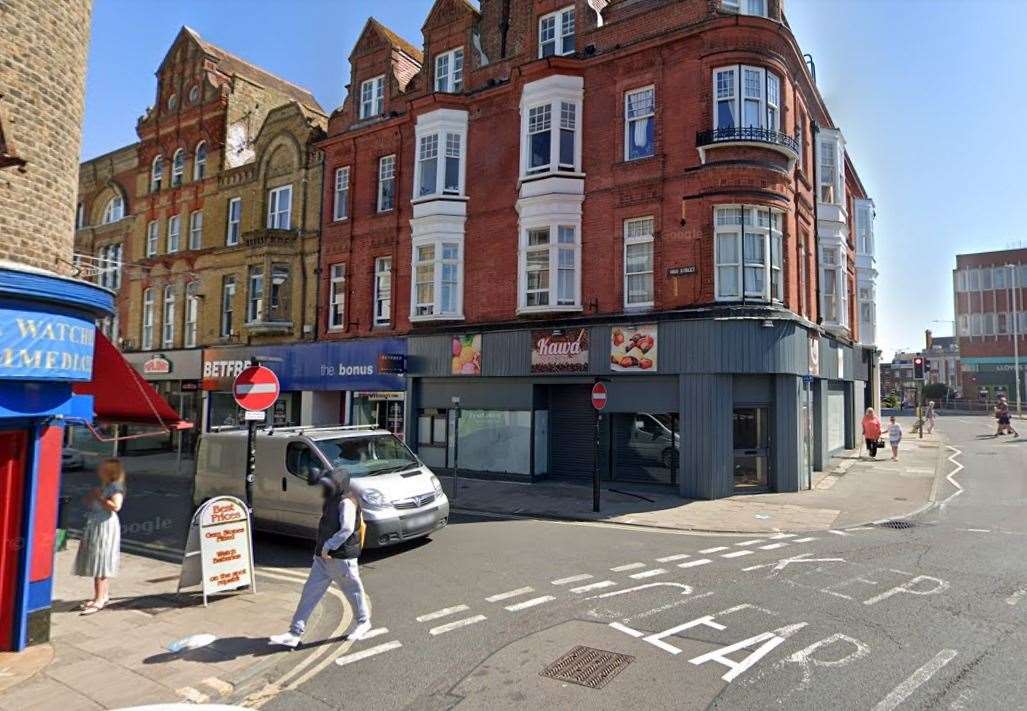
[924,359,932,373]
[913,356,925,380]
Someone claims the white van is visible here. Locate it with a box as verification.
[194,425,449,548]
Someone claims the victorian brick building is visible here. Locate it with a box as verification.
[316,0,878,498]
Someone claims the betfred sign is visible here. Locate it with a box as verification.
[531,328,590,374]
[233,365,280,412]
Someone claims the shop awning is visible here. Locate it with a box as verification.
[73,331,192,431]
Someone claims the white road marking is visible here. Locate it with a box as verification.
[939,446,965,510]
[656,553,691,562]
[361,627,389,640]
[610,622,645,638]
[1005,589,1025,606]
[429,614,488,636]
[678,558,712,568]
[863,575,950,606]
[871,649,958,711]
[595,582,692,599]
[844,526,875,531]
[505,595,555,611]
[742,563,769,571]
[721,550,754,558]
[793,537,818,543]
[905,467,934,474]
[769,533,797,539]
[758,542,789,550]
[335,641,403,667]
[611,562,647,572]
[552,574,593,586]
[961,528,990,533]
[629,568,667,579]
[828,530,849,536]
[416,604,469,622]
[769,553,845,573]
[485,587,533,602]
[571,580,616,594]
[699,546,729,554]
[735,539,765,546]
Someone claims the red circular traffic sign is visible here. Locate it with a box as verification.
[233,365,280,412]
[591,382,608,411]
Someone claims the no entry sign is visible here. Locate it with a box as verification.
[233,365,280,412]
[591,382,608,411]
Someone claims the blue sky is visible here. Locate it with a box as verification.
[82,0,1027,360]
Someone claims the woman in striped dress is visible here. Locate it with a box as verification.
[74,458,125,615]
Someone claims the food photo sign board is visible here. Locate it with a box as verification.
[531,328,590,374]
[177,495,255,606]
[452,334,482,375]
[610,324,658,372]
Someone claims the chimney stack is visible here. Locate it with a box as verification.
[925,329,933,350]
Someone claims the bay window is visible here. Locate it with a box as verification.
[412,240,462,319]
[519,224,579,310]
[333,166,349,221]
[374,256,392,326]
[220,275,235,337]
[434,47,464,93]
[539,6,575,57]
[184,281,199,348]
[712,65,781,132]
[818,132,844,205]
[713,205,784,302]
[360,75,384,119]
[146,220,159,257]
[414,112,465,199]
[167,214,181,253]
[722,0,768,16]
[141,288,155,350]
[162,285,175,348]
[520,75,583,178]
[378,155,395,211]
[819,246,849,328]
[624,217,654,307]
[267,184,292,229]
[247,265,264,323]
[329,264,346,329]
[624,86,655,161]
[189,210,203,250]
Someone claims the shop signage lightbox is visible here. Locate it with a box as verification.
[0,307,96,381]
[143,354,172,375]
[531,328,589,374]
[451,334,482,376]
[610,324,657,373]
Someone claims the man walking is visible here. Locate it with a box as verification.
[995,396,1019,437]
[270,468,371,648]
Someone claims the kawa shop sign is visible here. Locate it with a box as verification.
[177,495,255,606]
[610,323,657,372]
[531,328,590,374]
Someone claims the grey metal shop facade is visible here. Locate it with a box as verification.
[401,313,870,500]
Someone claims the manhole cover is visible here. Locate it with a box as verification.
[540,645,634,689]
[877,520,915,529]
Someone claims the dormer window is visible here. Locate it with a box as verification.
[150,155,163,192]
[539,6,575,57]
[434,48,464,93]
[360,75,385,119]
[171,148,184,187]
[722,0,768,16]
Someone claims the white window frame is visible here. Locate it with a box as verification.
[713,205,784,303]
[267,184,292,230]
[817,133,844,205]
[955,270,967,292]
[519,75,584,180]
[247,265,264,323]
[377,155,396,212]
[146,220,159,257]
[161,285,175,348]
[188,210,203,250]
[411,239,464,320]
[141,287,155,350]
[193,141,207,180]
[374,256,392,326]
[226,197,241,245]
[359,75,385,119]
[413,109,467,200]
[171,148,184,187]
[818,245,849,329]
[102,195,124,224]
[184,281,199,348]
[329,263,346,330]
[981,266,993,290]
[167,214,181,253]
[624,217,655,308]
[150,155,163,192]
[434,47,464,93]
[332,166,350,221]
[518,222,581,312]
[624,86,655,161]
[538,6,575,58]
[220,275,236,337]
[722,0,768,16]
[712,65,780,133]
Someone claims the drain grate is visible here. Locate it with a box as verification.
[877,519,915,529]
[540,645,634,689]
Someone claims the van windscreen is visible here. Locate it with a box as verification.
[313,434,419,477]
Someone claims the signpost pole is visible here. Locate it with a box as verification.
[451,397,461,505]
[590,380,608,513]
[245,417,256,510]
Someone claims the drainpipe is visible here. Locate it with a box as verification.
[811,119,822,327]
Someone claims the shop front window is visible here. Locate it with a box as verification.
[610,413,678,484]
[733,406,769,489]
[452,410,532,476]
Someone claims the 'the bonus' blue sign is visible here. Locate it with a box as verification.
[0,307,96,381]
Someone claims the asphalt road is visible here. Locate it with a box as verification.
[63,415,1026,709]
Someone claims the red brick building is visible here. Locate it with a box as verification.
[317,0,876,499]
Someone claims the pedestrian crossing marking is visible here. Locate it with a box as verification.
[770,533,797,539]
[335,641,403,666]
[828,530,849,536]
[699,546,728,554]
[611,562,647,572]
[570,580,616,594]
[656,553,691,562]
[735,539,764,546]
[678,558,712,568]
[722,550,753,558]
[416,605,469,622]
[429,615,487,636]
[505,595,555,611]
[360,627,389,640]
[485,587,533,602]
[758,543,789,550]
[629,568,667,579]
[793,537,818,543]
[552,574,593,585]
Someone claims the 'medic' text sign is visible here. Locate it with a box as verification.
[0,308,96,381]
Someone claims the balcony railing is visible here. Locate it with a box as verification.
[696,127,800,154]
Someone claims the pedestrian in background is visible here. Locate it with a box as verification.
[995,397,1018,437]
[861,407,882,459]
[925,400,936,434]
[270,468,371,648]
[73,458,125,615]
[887,416,903,461]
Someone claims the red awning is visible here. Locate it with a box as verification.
[73,331,192,430]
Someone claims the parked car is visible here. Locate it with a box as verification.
[61,447,85,470]
[194,425,449,549]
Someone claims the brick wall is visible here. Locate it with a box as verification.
[0,0,93,275]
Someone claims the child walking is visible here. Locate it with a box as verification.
[887,416,903,461]
[73,458,125,615]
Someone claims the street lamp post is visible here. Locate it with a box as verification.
[1008,264,1022,418]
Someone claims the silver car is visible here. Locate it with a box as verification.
[194,426,449,548]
